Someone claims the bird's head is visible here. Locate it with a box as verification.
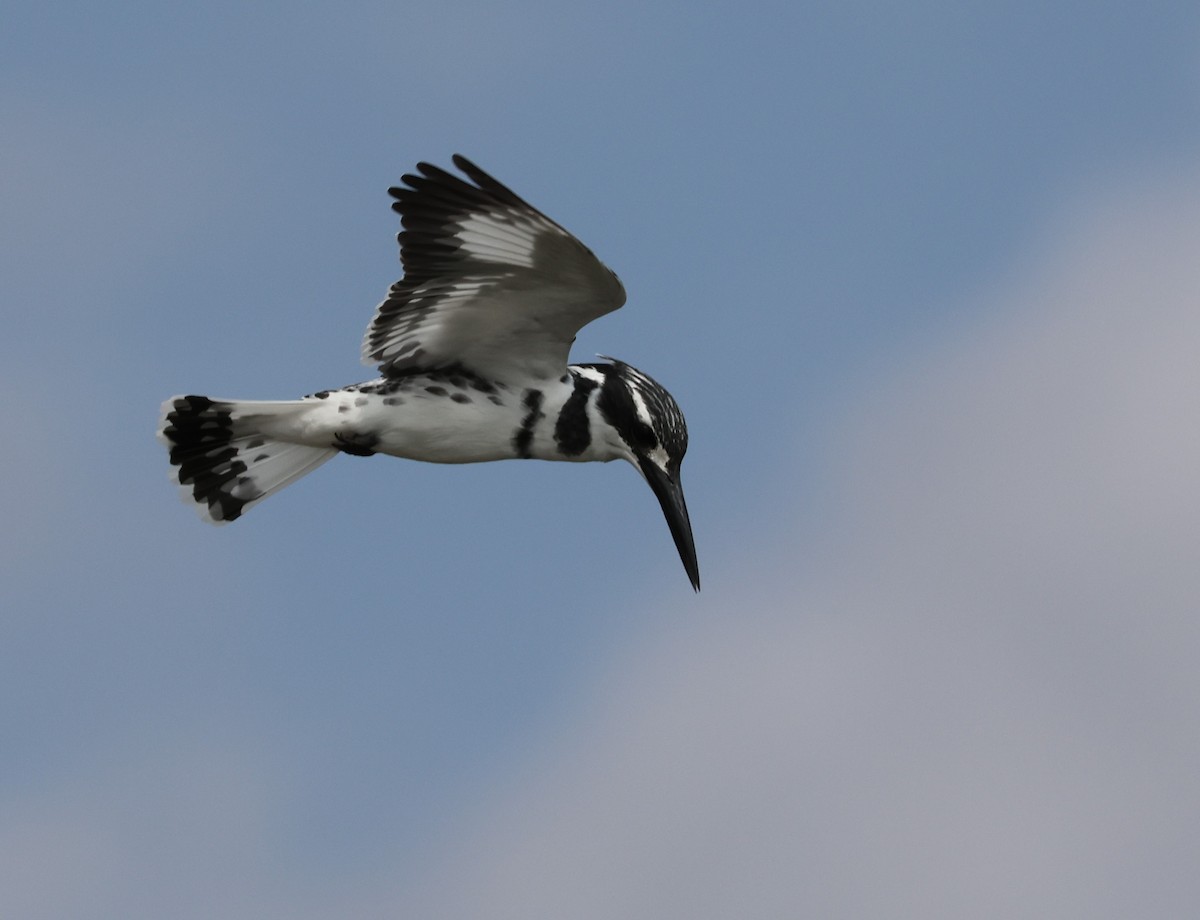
[591,359,699,591]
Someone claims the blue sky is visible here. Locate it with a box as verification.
[4,2,1200,917]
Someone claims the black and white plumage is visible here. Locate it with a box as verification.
[158,155,699,590]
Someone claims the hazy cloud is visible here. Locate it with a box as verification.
[392,165,1200,920]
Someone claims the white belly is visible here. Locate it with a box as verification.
[368,393,523,463]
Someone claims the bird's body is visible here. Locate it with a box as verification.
[303,364,630,465]
[159,156,699,589]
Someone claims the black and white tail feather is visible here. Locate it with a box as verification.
[158,396,336,524]
[158,155,700,590]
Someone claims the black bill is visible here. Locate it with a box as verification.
[640,459,700,591]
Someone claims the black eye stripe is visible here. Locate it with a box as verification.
[588,361,687,460]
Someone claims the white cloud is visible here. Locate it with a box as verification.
[392,165,1200,919]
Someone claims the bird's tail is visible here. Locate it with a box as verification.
[157,395,337,524]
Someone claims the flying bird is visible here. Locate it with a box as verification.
[157,155,699,590]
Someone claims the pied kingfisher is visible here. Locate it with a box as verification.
[158,156,699,590]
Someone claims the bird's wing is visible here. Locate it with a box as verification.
[362,155,627,381]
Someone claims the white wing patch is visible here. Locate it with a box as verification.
[458,212,539,268]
